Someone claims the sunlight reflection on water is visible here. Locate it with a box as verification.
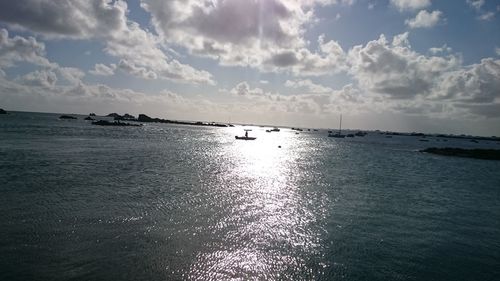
[187,127,325,279]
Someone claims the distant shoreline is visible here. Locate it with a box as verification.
[2,109,500,141]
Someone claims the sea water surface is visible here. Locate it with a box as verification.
[1,111,500,280]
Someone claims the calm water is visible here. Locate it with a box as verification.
[1,111,500,280]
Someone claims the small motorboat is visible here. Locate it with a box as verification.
[236,129,256,140]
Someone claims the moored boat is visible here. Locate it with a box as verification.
[235,136,257,140]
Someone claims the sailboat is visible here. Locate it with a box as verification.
[328,114,346,138]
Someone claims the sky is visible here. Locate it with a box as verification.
[0,0,500,136]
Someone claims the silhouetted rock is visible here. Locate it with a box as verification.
[59,115,77,119]
[91,120,141,127]
[135,113,228,127]
[137,114,155,122]
[0,108,6,114]
[114,113,136,120]
[106,113,121,118]
[421,147,500,160]
[89,113,96,116]
[84,116,95,121]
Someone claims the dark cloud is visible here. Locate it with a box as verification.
[270,52,299,67]
[0,0,127,38]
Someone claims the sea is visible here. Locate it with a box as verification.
[1,111,499,281]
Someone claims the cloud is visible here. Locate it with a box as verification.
[496,47,500,56]
[0,0,128,39]
[429,44,452,54]
[16,69,58,88]
[390,0,431,11]
[0,1,215,85]
[230,82,265,96]
[466,0,497,21]
[90,63,116,76]
[405,10,442,28]
[284,79,333,94]
[116,59,157,80]
[348,32,460,99]
[139,0,347,76]
[0,29,52,68]
[345,32,500,119]
[467,0,484,11]
[434,58,500,104]
[478,11,495,21]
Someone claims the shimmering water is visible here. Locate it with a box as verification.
[1,111,500,280]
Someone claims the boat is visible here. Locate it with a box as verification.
[235,136,257,140]
[235,129,256,140]
[328,114,346,138]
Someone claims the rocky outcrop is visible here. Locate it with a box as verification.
[106,113,121,118]
[91,120,141,127]
[421,147,500,160]
[0,108,7,114]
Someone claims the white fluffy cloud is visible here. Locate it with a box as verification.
[405,10,442,28]
[230,82,265,97]
[284,79,333,94]
[0,29,52,68]
[0,0,215,85]
[346,32,500,119]
[90,63,116,76]
[390,0,431,11]
[139,0,347,75]
[348,32,460,99]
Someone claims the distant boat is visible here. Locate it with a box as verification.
[328,114,345,138]
[266,127,280,132]
[235,136,256,140]
[235,130,256,140]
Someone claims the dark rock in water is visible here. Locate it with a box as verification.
[89,113,96,116]
[91,120,141,127]
[59,115,77,119]
[0,108,7,114]
[421,147,500,160]
[114,113,135,120]
[84,116,95,121]
[137,114,155,122]
[106,113,121,118]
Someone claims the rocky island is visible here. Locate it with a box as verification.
[421,147,500,160]
[0,108,7,114]
[91,120,141,127]
[59,115,77,119]
[101,113,230,128]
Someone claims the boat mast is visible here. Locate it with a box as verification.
[339,114,342,134]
